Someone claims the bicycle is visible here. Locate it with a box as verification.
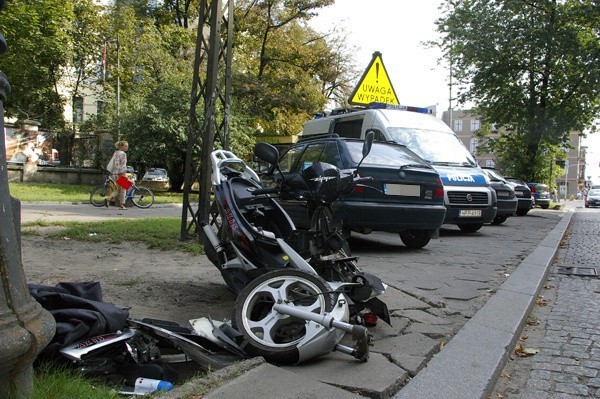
[90,169,155,208]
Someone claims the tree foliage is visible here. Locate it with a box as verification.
[437,0,599,181]
[1,0,356,189]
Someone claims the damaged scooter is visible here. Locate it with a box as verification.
[202,131,390,364]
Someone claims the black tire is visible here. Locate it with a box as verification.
[515,209,529,216]
[541,204,549,209]
[399,229,431,249]
[90,184,113,207]
[491,215,508,225]
[457,223,483,233]
[234,269,335,365]
[311,206,351,255]
[131,186,154,208]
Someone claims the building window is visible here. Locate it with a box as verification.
[485,159,495,168]
[73,96,83,124]
[470,119,480,131]
[453,119,462,132]
[470,138,478,155]
[96,100,106,117]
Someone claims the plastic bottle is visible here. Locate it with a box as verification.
[134,377,174,394]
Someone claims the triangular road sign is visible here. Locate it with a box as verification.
[349,51,399,106]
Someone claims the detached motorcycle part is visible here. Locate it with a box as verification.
[272,303,370,362]
[126,319,239,370]
[234,269,336,364]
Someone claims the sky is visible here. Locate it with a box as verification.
[308,0,599,184]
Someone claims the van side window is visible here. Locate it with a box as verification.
[332,118,363,139]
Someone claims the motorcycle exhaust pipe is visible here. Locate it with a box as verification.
[202,224,225,254]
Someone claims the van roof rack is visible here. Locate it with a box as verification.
[315,103,434,119]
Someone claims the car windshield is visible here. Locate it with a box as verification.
[385,127,477,166]
[506,178,524,185]
[588,189,600,196]
[147,169,166,176]
[532,184,549,192]
[345,141,428,167]
[484,169,505,182]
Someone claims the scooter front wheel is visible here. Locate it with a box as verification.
[234,269,335,364]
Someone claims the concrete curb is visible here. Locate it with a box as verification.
[394,210,573,399]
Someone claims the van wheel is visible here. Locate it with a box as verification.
[399,230,430,249]
[540,204,549,209]
[491,215,508,225]
[457,223,483,233]
[515,209,529,216]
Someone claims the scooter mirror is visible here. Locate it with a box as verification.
[354,131,375,174]
[363,131,374,158]
[254,142,280,166]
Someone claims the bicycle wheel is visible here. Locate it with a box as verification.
[130,186,154,208]
[90,184,113,207]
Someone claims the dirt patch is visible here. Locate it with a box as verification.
[21,229,237,325]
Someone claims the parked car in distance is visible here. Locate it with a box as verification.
[142,168,169,182]
[585,189,600,208]
[481,167,518,225]
[527,183,551,209]
[505,177,534,216]
[259,136,447,249]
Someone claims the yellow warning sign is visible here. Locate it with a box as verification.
[349,52,399,106]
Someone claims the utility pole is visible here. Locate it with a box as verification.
[180,0,233,240]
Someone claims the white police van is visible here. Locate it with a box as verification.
[300,103,497,232]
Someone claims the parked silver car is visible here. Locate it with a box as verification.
[142,168,169,182]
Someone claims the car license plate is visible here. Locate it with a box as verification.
[384,184,420,197]
[459,209,482,217]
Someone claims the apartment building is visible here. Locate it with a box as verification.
[441,109,586,198]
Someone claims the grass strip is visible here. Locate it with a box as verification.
[9,181,184,204]
[23,218,204,254]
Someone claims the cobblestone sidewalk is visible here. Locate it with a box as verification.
[521,210,600,398]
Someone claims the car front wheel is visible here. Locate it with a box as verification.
[399,230,431,249]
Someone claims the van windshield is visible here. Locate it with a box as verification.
[386,127,477,166]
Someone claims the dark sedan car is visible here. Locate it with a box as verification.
[505,177,534,216]
[260,136,447,248]
[585,189,600,208]
[482,167,518,225]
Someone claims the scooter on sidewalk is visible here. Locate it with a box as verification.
[202,132,389,364]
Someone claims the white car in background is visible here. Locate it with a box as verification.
[142,168,169,182]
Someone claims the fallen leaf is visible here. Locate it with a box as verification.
[500,372,511,378]
[527,319,540,326]
[543,283,554,289]
[535,296,549,306]
[439,340,446,349]
[520,335,529,341]
[515,344,539,357]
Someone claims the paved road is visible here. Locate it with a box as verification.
[517,208,600,398]
[19,201,187,223]
[19,201,576,398]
